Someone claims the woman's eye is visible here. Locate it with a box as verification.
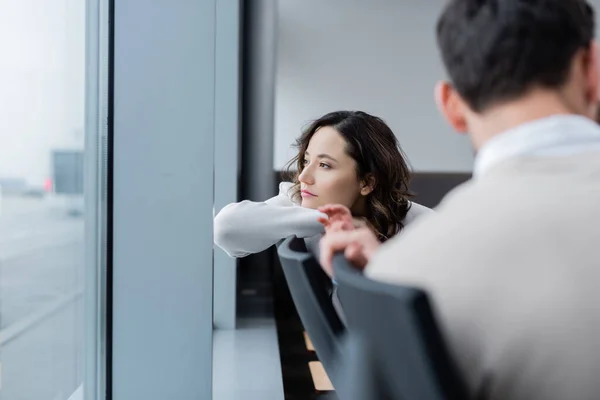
[319,162,331,169]
[302,159,309,166]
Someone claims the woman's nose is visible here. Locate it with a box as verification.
[298,166,314,185]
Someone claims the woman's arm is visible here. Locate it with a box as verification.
[214,182,326,258]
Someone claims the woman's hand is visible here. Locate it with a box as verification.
[317,204,366,232]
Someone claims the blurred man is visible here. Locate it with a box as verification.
[320,1,600,399]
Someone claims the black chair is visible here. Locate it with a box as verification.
[276,236,346,390]
[332,254,468,400]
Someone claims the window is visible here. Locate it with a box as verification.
[0,1,106,399]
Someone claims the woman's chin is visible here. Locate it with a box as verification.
[300,198,320,209]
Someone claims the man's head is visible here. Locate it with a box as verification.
[434,0,599,148]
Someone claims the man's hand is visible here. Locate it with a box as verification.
[317,204,367,232]
[319,227,381,277]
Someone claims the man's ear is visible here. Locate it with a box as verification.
[434,80,469,133]
[585,41,600,117]
[361,174,376,196]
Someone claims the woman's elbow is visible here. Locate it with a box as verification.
[214,210,235,247]
[213,206,250,258]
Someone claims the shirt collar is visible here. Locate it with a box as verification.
[473,115,600,178]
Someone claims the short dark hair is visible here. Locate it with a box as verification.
[285,111,413,240]
[436,0,595,112]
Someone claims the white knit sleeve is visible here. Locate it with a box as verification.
[214,182,326,258]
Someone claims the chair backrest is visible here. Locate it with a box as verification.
[276,236,346,387]
[333,254,468,400]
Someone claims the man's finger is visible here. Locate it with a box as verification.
[344,242,362,259]
[319,232,349,274]
[345,243,368,270]
[319,230,364,273]
[331,220,351,232]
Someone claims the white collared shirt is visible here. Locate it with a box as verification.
[473,115,600,178]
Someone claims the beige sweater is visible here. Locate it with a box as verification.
[366,150,600,400]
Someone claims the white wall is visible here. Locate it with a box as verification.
[274,0,600,173]
[274,1,474,173]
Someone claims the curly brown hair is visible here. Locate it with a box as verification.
[284,111,414,241]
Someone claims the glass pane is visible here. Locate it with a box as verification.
[0,1,98,399]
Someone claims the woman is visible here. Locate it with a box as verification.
[214,110,432,258]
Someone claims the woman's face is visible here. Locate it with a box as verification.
[298,126,365,211]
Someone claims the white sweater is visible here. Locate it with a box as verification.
[214,182,434,258]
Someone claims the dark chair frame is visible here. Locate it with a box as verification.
[332,253,468,400]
